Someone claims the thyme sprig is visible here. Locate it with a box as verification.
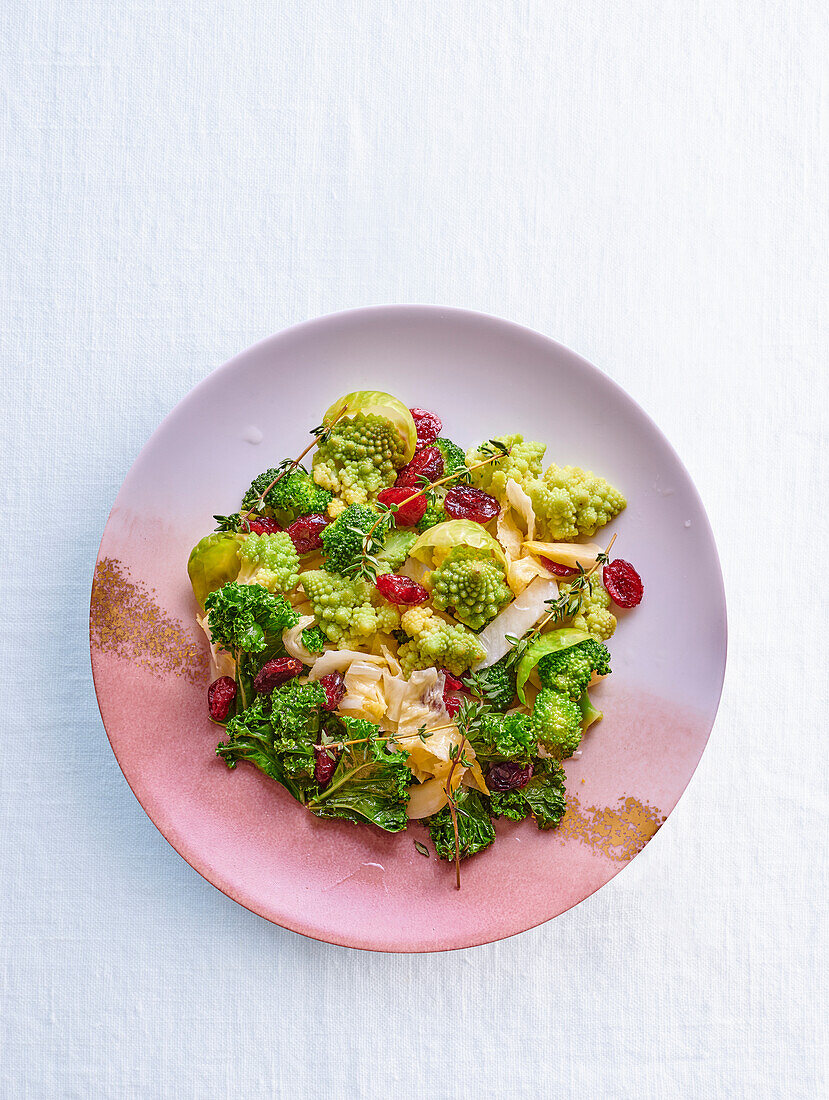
[504,532,618,667]
[443,696,490,890]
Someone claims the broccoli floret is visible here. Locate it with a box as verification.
[465,653,517,712]
[426,788,495,861]
[397,605,486,678]
[433,437,467,478]
[242,467,332,522]
[560,576,617,641]
[536,639,611,699]
[488,757,567,830]
[319,504,376,575]
[469,711,535,763]
[300,570,400,649]
[204,582,299,655]
[430,547,512,631]
[531,687,583,758]
[377,528,418,571]
[465,434,547,499]
[312,414,407,505]
[416,498,447,532]
[237,532,300,594]
[528,464,626,541]
[300,624,326,654]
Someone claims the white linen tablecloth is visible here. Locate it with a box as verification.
[1,2,826,1097]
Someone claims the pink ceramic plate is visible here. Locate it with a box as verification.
[90,306,726,952]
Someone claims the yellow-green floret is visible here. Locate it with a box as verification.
[465,434,547,499]
[528,464,626,541]
[312,414,407,505]
[429,547,512,631]
[560,576,617,641]
[530,688,583,758]
[397,606,486,678]
[236,532,300,594]
[300,570,400,648]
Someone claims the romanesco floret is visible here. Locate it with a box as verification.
[237,532,300,593]
[416,498,447,532]
[430,547,512,631]
[312,414,406,505]
[528,464,626,541]
[465,434,547,499]
[299,570,400,648]
[320,504,376,575]
[397,606,486,678]
[241,467,332,522]
[531,688,583,758]
[537,639,611,699]
[560,577,617,640]
[377,528,418,572]
[433,437,467,478]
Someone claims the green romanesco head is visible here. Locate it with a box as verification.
[561,576,617,641]
[531,687,583,758]
[241,467,332,522]
[299,570,400,648]
[237,532,300,594]
[397,605,486,678]
[465,434,547,500]
[429,547,512,631]
[376,527,418,572]
[319,504,377,575]
[536,638,611,699]
[416,497,447,532]
[530,464,626,541]
[312,413,407,505]
[433,437,467,478]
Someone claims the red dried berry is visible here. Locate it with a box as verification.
[253,657,303,694]
[374,573,430,605]
[443,696,462,718]
[410,408,442,448]
[314,745,339,787]
[603,559,644,608]
[395,446,444,488]
[319,671,346,711]
[286,513,329,554]
[247,517,283,535]
[539,557,579,577]
[444,485,500,524]
[207,676,237,722]
[376,486,428,526]
[441,670,470,694]
[487,761,533,792]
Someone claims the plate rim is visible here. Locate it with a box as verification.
[90,304,728,952]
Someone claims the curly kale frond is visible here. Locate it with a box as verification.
[426,788,495,861]
[204,582,299,654]
[488,757,567,830]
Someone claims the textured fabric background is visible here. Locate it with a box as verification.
[1,2,826,1098]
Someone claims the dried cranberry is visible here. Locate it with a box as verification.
[253,657,303,694]
[319,671,346,711]
[286,513,329,554]
[444,485,500,524]
[603,559,644,608]
[376,486,428,526]
[539,557,579,577]
[314,745,339,787]
[207,676,237,722]
[442,670,470,694]
[395,446,444,488]
[443,696,462,718]
[410,408,442,448]
[247,517,283,535]
[375,573,429,605]
[487,761,533,792]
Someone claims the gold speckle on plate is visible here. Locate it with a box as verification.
[558,794,666,861]
[90,558,208,684]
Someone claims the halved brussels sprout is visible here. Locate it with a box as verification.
[187,532,242,608]
[409,519,507,570]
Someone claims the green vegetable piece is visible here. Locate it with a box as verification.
[410,520,507,570]
[377,527,418,572]
[308,716,411,832]
[530,688,583,758]
[430,546,512,631]
[242,467,332,524]
[322,390,417,462]
[204,582,299,655]
[466,654,518,712]
[514,627,592,704]
[300,624,326,654]
[433,437,467,477]
[426,788,495,861]
[320,504,377,575]
[468,711,535,764]
[488,757,567,830]
[579,688,603,731]
[536,639,611,700]
[187,532,242,608]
